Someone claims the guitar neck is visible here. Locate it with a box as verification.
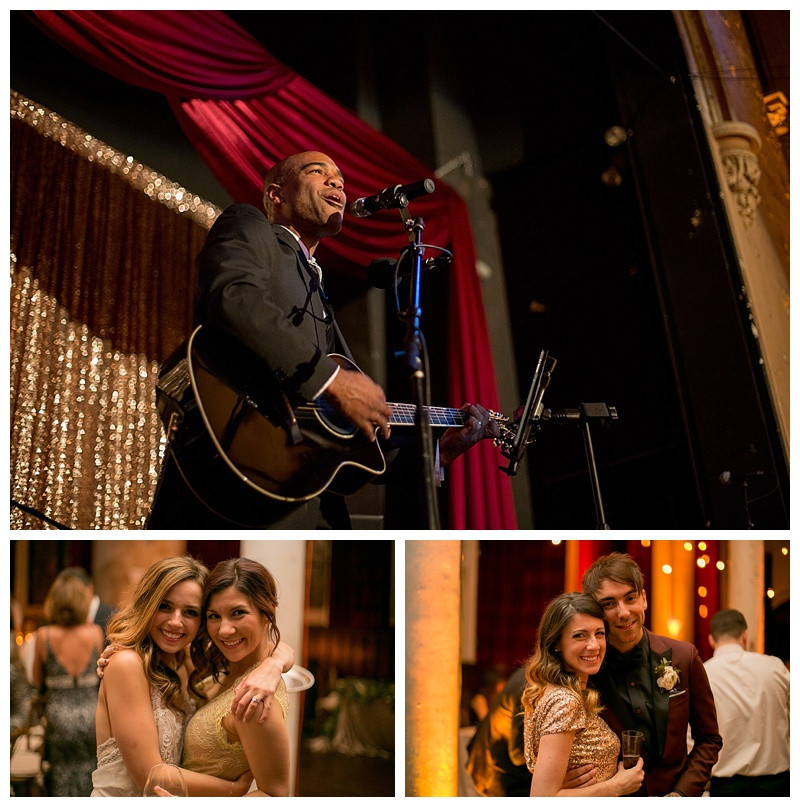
[388,403,468,428]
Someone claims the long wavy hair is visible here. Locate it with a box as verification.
[105,555,208,713]
[521,592,606,717]
[191,557,281,686]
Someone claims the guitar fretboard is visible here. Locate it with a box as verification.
[388,403,469,428]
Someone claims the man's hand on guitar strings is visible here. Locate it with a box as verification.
[324,368,392,441]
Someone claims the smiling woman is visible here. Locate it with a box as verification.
[183,558,291,797]
[520,592,644,797]
[91,556,292,797]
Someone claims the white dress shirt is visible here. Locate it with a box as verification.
[703,642,790,777]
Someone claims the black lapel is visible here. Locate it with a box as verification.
[647,633,671,757]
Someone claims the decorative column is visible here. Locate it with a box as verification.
[711,120,762,227]
[650,541,695,643]
[406,540,462,796]
[723,540,764,652]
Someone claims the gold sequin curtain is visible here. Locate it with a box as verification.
[10,90,220,529]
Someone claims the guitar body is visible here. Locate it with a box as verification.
[156,326,386,525]
[155,325,507,525]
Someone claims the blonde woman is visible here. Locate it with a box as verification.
[522,592,644,797]
[91,556,291,796]
[32,569,105,796]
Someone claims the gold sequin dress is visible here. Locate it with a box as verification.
[524,685,619,782]
[182,663,289,781]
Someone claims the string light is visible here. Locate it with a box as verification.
[641,540,651,547]
[698,586,707,597]
[697,558,707,568]
[699,605,708,618]
[683,542,693,551]
[767,588,775,599]
[716,561,725,571]
[661,564,673,574]
[698,542,707,550]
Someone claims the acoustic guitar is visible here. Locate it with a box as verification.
[155,325,510,523]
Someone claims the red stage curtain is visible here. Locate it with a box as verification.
[29,10,516,529]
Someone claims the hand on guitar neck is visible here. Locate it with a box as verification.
[439,403,502,466]
[324,367,393,441]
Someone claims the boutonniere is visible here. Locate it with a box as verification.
[654,657,681,693]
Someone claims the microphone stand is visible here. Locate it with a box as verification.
[543,402,618,530]
[396,207,440,530]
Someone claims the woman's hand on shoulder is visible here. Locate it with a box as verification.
[100,647,143,685]
[231,643,293,724]
[96,642,123,679]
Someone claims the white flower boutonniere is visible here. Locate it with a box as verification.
[654,657,681,693]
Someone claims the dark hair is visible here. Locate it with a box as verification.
[192,558,281,683]
[581,552,644,598]
[710,608,747,640]
[521,592,606,716]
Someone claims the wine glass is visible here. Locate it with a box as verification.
[143,763,188,797]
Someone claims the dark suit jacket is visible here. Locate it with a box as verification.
[195,204,341,403]
[93,599,114,639]
[590,629,722,797]
[465,668,530,796]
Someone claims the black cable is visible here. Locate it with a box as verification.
[11,499,72,529]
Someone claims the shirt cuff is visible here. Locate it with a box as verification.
[311,364,340,400]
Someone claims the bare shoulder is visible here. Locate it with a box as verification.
[104,648,145,680]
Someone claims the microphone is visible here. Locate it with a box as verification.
[367,255,451,289]
[349,178,436,218]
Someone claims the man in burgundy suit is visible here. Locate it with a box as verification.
[582,553,722,797]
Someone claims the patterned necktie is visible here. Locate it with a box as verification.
[306,254,323,285]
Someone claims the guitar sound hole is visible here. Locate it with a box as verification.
[315,395,358,437]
